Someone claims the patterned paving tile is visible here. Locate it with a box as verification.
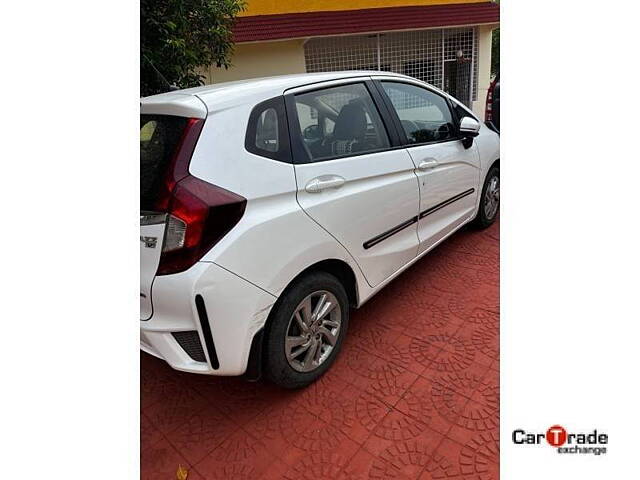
[363,408,444,460]
[166,406,238,466]
[141,413,164,452]
[188,376,283,427]
[195,428,277,479]
[431,433,500,480]
[141,440,192,480]
[395,376,461,437]
[140,220,499,479]
[144,383,209,437]
[373,440,442,479]
[250,398,361,467]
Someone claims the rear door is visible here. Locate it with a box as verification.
[375,80,481,254]
[286,80,420,288]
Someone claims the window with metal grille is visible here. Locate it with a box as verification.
[304,27,478,107]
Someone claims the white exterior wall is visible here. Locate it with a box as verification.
[471,24,497,120]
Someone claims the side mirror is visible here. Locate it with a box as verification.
[459,116,481,138]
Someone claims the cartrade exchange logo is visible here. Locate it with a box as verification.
[512,425,608,455]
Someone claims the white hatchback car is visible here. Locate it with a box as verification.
[141,72,499,388]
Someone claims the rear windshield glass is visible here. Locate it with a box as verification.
[140,114,188,210]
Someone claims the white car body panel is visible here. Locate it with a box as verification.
[188,105,368,298]
[140,71,499,376]
[474,123,500,179]
[140,92,207,118]
[407,141,481,254]
[141,261,276,375]
[188,102,293,200]
[202,191,369,299]
[293,150,420,287]
[371,75,484,254]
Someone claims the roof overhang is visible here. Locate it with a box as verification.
[233,1,499,43]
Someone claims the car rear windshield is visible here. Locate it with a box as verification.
[140,114,188,210]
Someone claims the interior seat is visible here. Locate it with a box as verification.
[324,102,368,156]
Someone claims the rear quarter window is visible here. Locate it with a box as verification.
[245,96,291,163]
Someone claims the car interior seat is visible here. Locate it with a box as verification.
[324,102,368,156]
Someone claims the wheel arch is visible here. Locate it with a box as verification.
[271,258,360,314]
[243,258,359,381]
[289,258,359,308]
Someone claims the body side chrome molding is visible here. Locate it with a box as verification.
[362,188,475,250]
[357,210,475,308]
[363,216,418,250]
[419,188,475,219]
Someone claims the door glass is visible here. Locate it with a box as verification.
[254,107,279,153]
[294,83,390,162]
[323,117,335,136]
[140,114,189,210]
[381,82,456,144]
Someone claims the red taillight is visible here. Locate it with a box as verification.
[153,118,247,275]
[155,117,205,211]
[485,79,496,122]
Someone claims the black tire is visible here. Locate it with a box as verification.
[264,271,349,389]
[472,165,500,229]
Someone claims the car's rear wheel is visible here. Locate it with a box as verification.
[472,165,500,228]
[264,272,349,389]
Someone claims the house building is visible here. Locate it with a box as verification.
[202,0,499,119]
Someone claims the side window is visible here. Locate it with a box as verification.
[255,108,279,152]
[293,83,390,162]
[380,82,456,144]
[245,96,290,162]
[323,117,335,136]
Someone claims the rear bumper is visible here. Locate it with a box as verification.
[140,262,277,375]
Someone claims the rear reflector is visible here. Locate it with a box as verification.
[195,295,220,369]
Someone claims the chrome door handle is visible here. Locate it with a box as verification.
[305,175,346,193]
[417,159,438,170]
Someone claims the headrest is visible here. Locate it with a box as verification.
[333,102,367,140]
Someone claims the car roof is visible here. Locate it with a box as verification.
[141,71,416,114]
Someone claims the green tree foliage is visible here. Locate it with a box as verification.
[491,28,500,76]
[490,0,499,76]
[141,0,246,97]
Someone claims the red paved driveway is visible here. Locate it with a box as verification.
[142,220,499,479]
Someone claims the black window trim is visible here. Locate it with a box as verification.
[371,79,467,149]
[449,96,480,124]
[245,95,292,163]
[283,79,404,165]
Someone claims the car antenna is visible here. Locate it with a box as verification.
[142,54,180,92]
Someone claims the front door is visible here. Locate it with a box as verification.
[286,81,420,287]
[377,80,481,254]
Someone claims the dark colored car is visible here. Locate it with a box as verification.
[485,73,500,133]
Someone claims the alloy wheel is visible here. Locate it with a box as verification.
[284,291,342,373]
[484,174,500,220]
